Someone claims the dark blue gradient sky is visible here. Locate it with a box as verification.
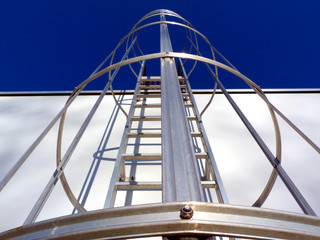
[1,0,320,91]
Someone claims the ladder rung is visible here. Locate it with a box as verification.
[137,93,189,98]
[135,104,161,108]
[127,131,201,138]
[131,116,161,121]
[201,180,216,188]
[116,181,162,190]
[141,76,161,81]
[191,132,202,137]
[140,91,161,94]
[137,94,161,98]
[123,153,206,160]
[139,85,186,89]
[140,76,184,80]
[131,116,197,121]
[127,132,161,138]
[122,153,162,160]
[135,103,190,108]
[195,153,208,159]
[139,85,161,89]
[116,180,215,190]
[131,116,197,122]
[187,116,197,121]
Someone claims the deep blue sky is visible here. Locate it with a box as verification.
[1,0,320,91]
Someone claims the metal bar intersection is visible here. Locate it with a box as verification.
[1,9,319,240]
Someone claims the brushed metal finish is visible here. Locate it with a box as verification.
[2,202,320,240]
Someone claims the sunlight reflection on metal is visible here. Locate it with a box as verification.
[1,9,319,240]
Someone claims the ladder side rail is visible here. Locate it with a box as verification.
[104,61,146,208]
[124,95,147,206]
[182,97,207,183]
[181,81,210,179]
[178,58,229,204]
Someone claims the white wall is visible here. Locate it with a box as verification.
[0,92,319,232]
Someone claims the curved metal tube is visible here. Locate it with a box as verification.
[3,202,320,240]
[200,82,218,117]
[5,9,318,218]
[56,100,87,213]
[102,12,219,83]
[3,10,318,231]
[253,103,282,207]
[65,51,316,215]
[69,52,319,158]
[25,80,113,224]
[53,13,214,211]
[0,88,82,191]
[56,39,137,212]
[186,30,198,78]
[185,34,281,207]
[109,83,128,119]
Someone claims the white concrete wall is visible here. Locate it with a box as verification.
[0,92,319,232]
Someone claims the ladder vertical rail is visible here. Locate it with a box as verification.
[104,61,146,208]
[160,17,204,202]
[178,58,229,204]
[124,97,146,206]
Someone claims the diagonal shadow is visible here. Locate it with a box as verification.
[72,93,126,214]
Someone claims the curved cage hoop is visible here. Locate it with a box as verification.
[1,9,319,239]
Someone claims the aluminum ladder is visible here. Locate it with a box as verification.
[105,69,228,208]
[1,9,319,240]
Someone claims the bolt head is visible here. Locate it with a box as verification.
[180,205,194,219]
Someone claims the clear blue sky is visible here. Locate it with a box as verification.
[1,0,320,91]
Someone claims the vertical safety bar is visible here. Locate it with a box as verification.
[160,13,204,202]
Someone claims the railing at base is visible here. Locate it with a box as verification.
[2,202,320,240]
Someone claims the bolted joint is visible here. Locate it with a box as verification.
[180,205,194,219]
[273,158,281,169]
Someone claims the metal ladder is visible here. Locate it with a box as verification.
[1,9,319,240]
[104,61,228,208]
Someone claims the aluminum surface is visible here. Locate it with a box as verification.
[1,9,319,239]
[185,39,281,208]
[2,202,320,240]
[178,58,229,204]
[160,16,204,202]
[104,61,146,208]
[70,50,319,157]
[55,36,137,214]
